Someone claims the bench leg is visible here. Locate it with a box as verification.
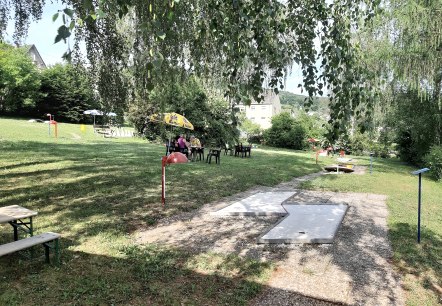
[12,220,18,241]
[43,239,60,265]
[44,244,50,263]
[54,239,60,265]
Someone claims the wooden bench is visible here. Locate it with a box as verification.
[0,232,61,264]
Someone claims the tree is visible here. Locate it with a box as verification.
[35,63,97,123]
[129,77,239,145]
[0,42,41,114]
[1,0,381,135]
[239,114,262,144]
[353,0,442,162]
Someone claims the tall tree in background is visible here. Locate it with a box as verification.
[354,0,442,162]
[129,77,239,145]
[0,42,41,114]
[36,63,97,122]
[1,0,381,136]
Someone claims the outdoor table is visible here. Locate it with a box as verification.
[0,205,37,241]
[234,145,252,158]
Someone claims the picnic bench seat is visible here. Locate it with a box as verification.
[0,232,61,264]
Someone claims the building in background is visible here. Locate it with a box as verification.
[235,91,281,129]
[26,44,46,69]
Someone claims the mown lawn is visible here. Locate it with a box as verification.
[303,156,442,306]
[0,117,322,305]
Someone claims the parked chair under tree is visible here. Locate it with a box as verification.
[206,148,221,164]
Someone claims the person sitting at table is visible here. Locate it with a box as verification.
[177,134,188,155]
[189,135,202,161]
[190,135,201,148]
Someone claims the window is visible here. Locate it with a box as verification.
[251,106,256,110]
[250,117,255,119]
[261,117,266,119]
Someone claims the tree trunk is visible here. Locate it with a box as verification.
[433,68,442,146]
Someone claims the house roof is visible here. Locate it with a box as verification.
[25,44,47,69]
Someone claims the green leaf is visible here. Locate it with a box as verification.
[146,82,155,91]
[96,9,107,18]
[157,31,166,40]
[63,8,74,18]
[69,20,75,30]
[83,0,94,10]
[52,13,59,22]
[54,34,63,44]
[153,58,162,68]
[62,50,72,62]
[55,25,71,43]
[146,62,154,70]
[91,14,97,20]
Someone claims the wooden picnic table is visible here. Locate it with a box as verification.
[0,205,37,241]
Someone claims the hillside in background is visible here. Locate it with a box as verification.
[279,91,329,118]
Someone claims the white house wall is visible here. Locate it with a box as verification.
[237,96,281,129]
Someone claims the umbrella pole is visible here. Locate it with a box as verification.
[161,156,167,206]
[168,137,172,156]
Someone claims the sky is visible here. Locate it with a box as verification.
[4,1,308,95]
[5,2,76,66]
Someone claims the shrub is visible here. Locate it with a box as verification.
[263,112,308,150]
[369,143,390,158]
[247,134,264,144]
[349,132,371,156]
[423,145,442,181]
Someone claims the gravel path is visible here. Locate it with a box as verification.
[135,170,404,305]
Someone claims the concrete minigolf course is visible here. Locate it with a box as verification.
[258,204,348,244]
[212,191,348,244]
[211,191,295,216]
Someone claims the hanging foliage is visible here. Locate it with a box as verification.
[1,0,381,136]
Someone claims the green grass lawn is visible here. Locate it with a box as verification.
[303,157,442,305]
[1,117,440,305]
[0,117,322,305]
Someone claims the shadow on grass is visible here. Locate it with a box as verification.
[0,245,339,306]
[0,140,322,240]
[389,222,442,281]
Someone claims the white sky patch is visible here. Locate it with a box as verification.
[4,1,83,66]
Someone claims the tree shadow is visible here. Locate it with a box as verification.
[254,191,404,305]
[0,246,339,306]
[389,222,441,281]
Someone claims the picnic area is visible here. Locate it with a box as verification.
[0,118,441,305]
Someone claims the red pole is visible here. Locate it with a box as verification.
[161,156,167,206]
